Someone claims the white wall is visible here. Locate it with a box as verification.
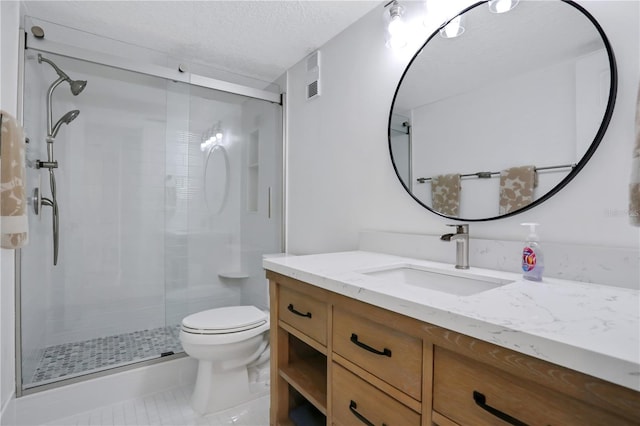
[286,2,639,281]
[1,1,20,422]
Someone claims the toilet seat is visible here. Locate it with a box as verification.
[181,305,268,335]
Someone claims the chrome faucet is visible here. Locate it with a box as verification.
[440,224,469,269]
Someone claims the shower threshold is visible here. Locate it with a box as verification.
[24,324,183,389]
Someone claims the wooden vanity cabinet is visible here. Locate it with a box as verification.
[268,271,640,426]
[432,347,637,426]
[269,271,427,426]
[271,274,330,426]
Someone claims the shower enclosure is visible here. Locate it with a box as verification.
[17,19,282,394]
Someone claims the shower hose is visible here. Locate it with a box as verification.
[40,166,59,266]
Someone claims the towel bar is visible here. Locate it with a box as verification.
[416,163,576,184]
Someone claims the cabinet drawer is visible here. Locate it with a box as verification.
[332,363,420,426]
[333,308,422,400]
[278,285,327,346]
[433,347,634,426]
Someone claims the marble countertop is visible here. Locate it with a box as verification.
[263,250,640,392]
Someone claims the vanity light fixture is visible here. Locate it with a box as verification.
[200,122,223,152]
[439,14,465,38]
[488,0,519,14]
[385,0,408,49]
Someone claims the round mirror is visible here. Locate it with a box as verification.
[204,144,229,214]
[389,0,617,221]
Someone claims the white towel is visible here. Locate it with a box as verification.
[630,83,640,226]
[431,174,461,217]
[1,111,29,248]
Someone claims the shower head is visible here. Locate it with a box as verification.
[38,54,87,96]
[70,79,87,96]
[51,110,80,139]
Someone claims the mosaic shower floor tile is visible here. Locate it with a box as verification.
[27,325,183,387]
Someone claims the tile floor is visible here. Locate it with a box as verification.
[44,386,270,426]
[28,325,183,387]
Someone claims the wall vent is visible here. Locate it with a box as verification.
[305,51,321,101]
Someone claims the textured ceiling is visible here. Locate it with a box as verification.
[22,0,381,84]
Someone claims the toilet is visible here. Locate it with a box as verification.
[179,305,270,415]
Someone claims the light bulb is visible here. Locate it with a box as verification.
[388,15,403,36]
[439,15,464,38]
[488,0,519,14]
[216,132,223,140]
[389,36,407,50]
[386,1,407,49]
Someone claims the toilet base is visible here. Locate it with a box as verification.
[190,361,252,415]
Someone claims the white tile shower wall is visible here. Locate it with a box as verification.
[359,230,640,290]
[33,61,171,346]
[181,92,245,318]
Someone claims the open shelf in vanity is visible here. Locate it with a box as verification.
[271,278,329,425]
[279,333,327,416]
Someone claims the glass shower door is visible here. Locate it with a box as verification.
[20,52,178,389]
[164,82,283,334]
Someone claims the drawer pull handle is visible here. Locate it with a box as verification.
[473,391,529,426]
[350,333,392,357]
[287,304,312,318]
[349,400,387,426]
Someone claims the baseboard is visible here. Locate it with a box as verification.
[14,356,197,426]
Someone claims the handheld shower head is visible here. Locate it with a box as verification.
[38,54,87,96]
[51,110,80,139]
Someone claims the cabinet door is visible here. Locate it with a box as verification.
[433,347,635,426]
[333,308,422,400]
[332,363,420,426]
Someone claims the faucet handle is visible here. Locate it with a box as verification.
[447,223,468,233]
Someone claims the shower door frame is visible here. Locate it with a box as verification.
[15,27,286,397]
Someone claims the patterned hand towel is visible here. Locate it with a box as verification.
[499,165,538,215]
[630,83,640,226]
[431,173,461,217]
[1,111,29,248]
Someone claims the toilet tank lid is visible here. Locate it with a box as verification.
[182,306,267,331]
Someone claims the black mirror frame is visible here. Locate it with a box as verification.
[388,0,618,222]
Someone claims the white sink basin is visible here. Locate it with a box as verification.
[361,264,515,296]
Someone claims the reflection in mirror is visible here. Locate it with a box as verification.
[389,0,616,221]
[204,144,229,214]
[390,113,411,188]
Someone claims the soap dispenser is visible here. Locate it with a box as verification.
[521,223,544,281]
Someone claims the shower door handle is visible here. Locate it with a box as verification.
[267,187,271,219]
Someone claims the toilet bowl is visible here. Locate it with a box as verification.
[179,305,270,415]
